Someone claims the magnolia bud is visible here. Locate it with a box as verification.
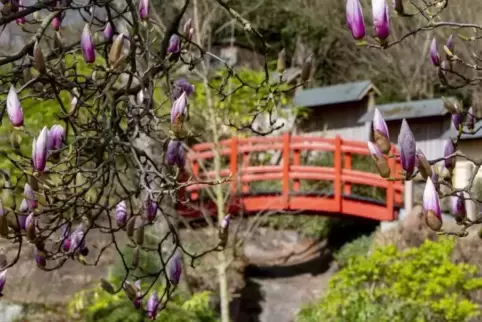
[25,213,36,242]
[416,149,432,180]
[146,291,160,320]
[0,269,6,296]
[132,246,139,269]
[277,49,286,74]
[372,0,390,41]
[373,108,390,154]
[423,177,442,231]
[100,278,116,294]
[33,41,47,74]
[451,192,466,223]
[398,119,416,179]
[81,24,95,64]
[0,200,8,239]
[429,38,440,67]
[126,216,136,238]
[108,33,126,69]
[135,220,145,246]
[368,142,390,178]
[346,0,366,40]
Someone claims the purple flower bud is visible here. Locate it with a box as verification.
[220,214,230,230]
[145,199,158,223]
[138,0,149,21]
[133,280,142,309]
[172,79,195,100]
[443,139,456,171]
[69,225,86,254]
[446,34,454,54]
[397,119,416,179]
[372,108,390,153]
[17,215,26,230]
[104,22,113,41]
[430,38,440,67]
[6,85,24,127]
[19,199,28,213]
[415,148,432,180]
[48,124,65,150]
[0,269,7,295]
[116,201,128,227]
[32,126,49,172]
[183,19,193,41]
[25,212,36,241]
[466,106,475,130]
[431,165,440,192]
[368,141,390,178]
[423,177,442,231]
[451,192,466,222]
[81,24,95,64]
[166,140,185,169]
[167,251,182,286]
[440,60,448,75]
[167,34,181,54]
[346,0,366,40]
[52,14,61,31]
[24,183,37,210]
[451,104,463,130]
[34,247,46,268]
[146,291,159,320]
[15,0,24,25]
[170,92,188,130]
[372,0,390,40]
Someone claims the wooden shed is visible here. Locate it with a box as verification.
[294,80,379,141]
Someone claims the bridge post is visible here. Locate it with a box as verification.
[334,136,342,212]
[282,132,291,209]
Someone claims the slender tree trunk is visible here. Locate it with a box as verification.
[211,110,230,322]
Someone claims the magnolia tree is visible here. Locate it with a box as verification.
[346,0,480,236]
[0,0,297,319]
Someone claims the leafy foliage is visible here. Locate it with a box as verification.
[68,286,218,322]
[333,234,373,267]
[261,215,331,239]
[67,230,218,322]
[298,238,482,322]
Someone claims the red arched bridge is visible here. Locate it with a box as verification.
[177,134,404,221]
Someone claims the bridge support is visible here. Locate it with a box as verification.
[404,180,413,215]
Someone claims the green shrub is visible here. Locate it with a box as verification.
[297,238,482,322]
[261,215,331,239]
[333,234,373,267]
[68,286,218,322]
[67,229,219,322]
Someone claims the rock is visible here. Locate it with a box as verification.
[0,301,23,322]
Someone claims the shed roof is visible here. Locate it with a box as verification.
[293,80,378,108]
[446,120,482,140]
[357,97,457,123]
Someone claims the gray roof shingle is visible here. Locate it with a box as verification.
[357,97,457,123]
[293,80,376,107]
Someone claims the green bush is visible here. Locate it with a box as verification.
[67,227,218,322]
[68,286,218,322]
[297,238,482,322]
[261,214,331,239]
[333,234,373,267]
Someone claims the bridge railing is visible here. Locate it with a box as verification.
[182,133,404,220]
